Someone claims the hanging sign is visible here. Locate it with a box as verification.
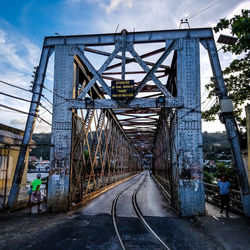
[111,80,134,99]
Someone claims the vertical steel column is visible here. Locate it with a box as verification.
[121,29,127,80]
[7,46,51,209]
[3,146,10,208]
[176,38,205,216]
[47,45,74,212]
[206,39,250,216]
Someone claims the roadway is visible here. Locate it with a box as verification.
[1,171,249,249]
[26,171,222,249]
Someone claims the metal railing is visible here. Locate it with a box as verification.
[204,182,244,215]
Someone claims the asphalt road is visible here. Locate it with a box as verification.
[5,171,223,250]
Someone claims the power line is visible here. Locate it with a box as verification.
[203,98,217,112]
[201,86,210,100]
[180,100,206,119]
[0,91,34,103]
[0,80,31,93]
[36,116,52,126]
[0,103,51,126]
[0,108,21,114]
[43,86,67,101]
[0,103,31,116]
[41,94,53,106]
[202,96,216,111]
[40,103,53,115]
[185,0,221,20]
[39,99,67,117]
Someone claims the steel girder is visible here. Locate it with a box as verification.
[8,27,249,216]
[202,38,250,216]
[44,28,213,46]
[46,45,139,211]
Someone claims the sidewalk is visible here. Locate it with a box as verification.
[197,202,250,250]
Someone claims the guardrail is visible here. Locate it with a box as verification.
[27,169,49,173]
[204,182,244,215]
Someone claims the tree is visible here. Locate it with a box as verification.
[214,162,239,190]
[203,10,250,128]
[204,170,214,184]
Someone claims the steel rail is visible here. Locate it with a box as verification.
[111,173,145,250]
[111,172,170,249]
[132,174,171,250]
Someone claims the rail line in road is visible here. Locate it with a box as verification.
[111,172,170,250]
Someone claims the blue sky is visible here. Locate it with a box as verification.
[0,0,249,132]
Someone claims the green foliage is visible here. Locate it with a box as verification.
[203,10,250,128]
[203,131,229,145]
[30,133,51,160]
[28,162,36,170]
[204,170,214,184]
[214,162,239,190]
[203,131,231,160]
[213,10,250,54]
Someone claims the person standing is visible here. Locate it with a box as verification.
[217,174,231,217]
[149,169,152,177]
[29,173,42,213]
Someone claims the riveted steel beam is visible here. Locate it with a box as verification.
[68,97,183,109]
[127,42,174,97]
[44,28,213,46]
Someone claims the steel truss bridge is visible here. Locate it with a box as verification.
[7,28,250,216]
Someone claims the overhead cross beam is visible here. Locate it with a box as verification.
[44,28,213,46]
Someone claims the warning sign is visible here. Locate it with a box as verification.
[111,80,134,99]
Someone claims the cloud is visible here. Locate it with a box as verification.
[0,19,40,79]
[105,0,134,14]
[1,0,249,133]
[10,119,26,126]
[0,19,53,133]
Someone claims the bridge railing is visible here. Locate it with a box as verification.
[204,182,244,215]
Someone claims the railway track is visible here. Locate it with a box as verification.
[111,172,170,250]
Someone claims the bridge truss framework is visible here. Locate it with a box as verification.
[7,28,250,216]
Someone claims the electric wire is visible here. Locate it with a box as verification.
[185,0,221,20]
[41,94,53,106]
[40,103,53,115]
[0,80,32,93]
[203,98,217,112]
[0,91,34,103]
[180,100,206,119]
[43,85,67,101]
[0,88,53,116]
[0,90,53,115]
[202,96,216,111]
[0,79,56,118]
[0,103,52,126]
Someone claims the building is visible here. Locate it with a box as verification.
[35,159,50,172]
[0,124,34,210]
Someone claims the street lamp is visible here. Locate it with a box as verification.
[217,34,237,45]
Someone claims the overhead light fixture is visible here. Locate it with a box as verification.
[85,97,93,105]
[157,96,165,104]
[217,34,237,45]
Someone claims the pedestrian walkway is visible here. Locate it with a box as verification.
[205,201,241,219]
[197,202,250,250]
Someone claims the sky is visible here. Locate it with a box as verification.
[0,0,249,133]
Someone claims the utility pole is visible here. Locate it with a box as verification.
[7,46,51,209]
[246,105,250,184]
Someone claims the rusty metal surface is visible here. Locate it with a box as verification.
[11,27,245,216]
